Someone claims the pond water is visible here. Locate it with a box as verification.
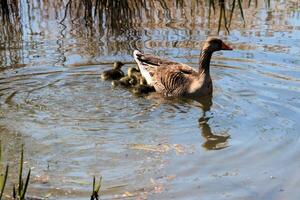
[1,1,300,199]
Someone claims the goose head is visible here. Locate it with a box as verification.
[127,67,140,77]
[113,61,124,70]
[202,37,233,53]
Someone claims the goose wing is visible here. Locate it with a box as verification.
[133,50,197,96]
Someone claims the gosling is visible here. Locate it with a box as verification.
[112,76,135,87]
[127,67,142,86]
[111,67,141,87]
[132,77,155,95]
[101,61,125,80]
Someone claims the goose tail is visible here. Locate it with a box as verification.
[133,50,153,85]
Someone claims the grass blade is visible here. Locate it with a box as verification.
[222,3,229,33]
[13,184,16,199]
[210,0,215,13]
[217,1,223,33]
[208,0,215,20]
[91,176,102,200]
[92,176,95,193]
[95,176,102,193]
[228,0,236,27]
[18,144,24,196]
[237,0,245,24]
[0,165,9,200]
[0,141,2,162]
[59,0,72,24]
[265,0,270,8]
[20,169,31,200]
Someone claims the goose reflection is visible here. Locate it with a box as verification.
[147,93,230,150]
[196,96,230,150]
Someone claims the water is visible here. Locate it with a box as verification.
[0,1,300,199]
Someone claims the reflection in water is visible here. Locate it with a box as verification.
[0,0,300,199]
[199,116,230,150]
[1,1,297,68]
[0,0,22,69]
[197,96,230,150]
[56,21,68,66]
[142,94,230,151]
[59,0,253,36]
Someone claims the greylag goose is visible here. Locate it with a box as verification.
[101,61,125,80]
[133,37,232,98]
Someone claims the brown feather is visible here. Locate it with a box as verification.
[133,38,232,98]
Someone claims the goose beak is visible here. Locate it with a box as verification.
[221,43,233,50]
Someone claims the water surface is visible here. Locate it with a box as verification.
[0,1,300,199]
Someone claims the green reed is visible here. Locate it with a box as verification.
[90,176,102,200]
[0,165,8,200]
[0,141,9,200]
[83,0,249,34]
[12,144,31,200]
[207,0,245,33]
[1,0,274,37]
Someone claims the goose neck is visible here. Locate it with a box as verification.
[199,49,213,74]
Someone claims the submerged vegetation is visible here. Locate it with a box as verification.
[58,0,253,34]
[91,176,102,200]
[0,0,299,199]
[0,0,277,68]
[0,142,31,200]
[0,141,104,199]
[12,145,31,200]
[0,142,9,200]
[0,0,273,39]
[0,0,22,40]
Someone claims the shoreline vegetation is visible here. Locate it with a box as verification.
[0,0,277,69]
[0,142,32,200]
[0,0,272,39]
[0,0,293,199]
[0,141,102,200]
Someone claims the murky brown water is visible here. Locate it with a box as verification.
[1,1,300,199]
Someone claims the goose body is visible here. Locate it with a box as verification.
[133,37,232,98]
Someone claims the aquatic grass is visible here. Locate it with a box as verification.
[175,0,184,8]
[0,0,21,33]
[0,141,9,200]
[0,165,8,200]
[90,176,102,200]
[12,144,31,200]
[18,144,24,198]
[60,0,72,25]
[60,0,249,35]
[208,0,215,19]
[0,0,11,23]
[217,0,229,33]
[228,0,236,26]
[0,0,22,68]
[0,0,278,38]
[208,0,246,33]
[237,0,245,23]
[265,0,271,8]
[228,0,245,28]
[248,0,257,7]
